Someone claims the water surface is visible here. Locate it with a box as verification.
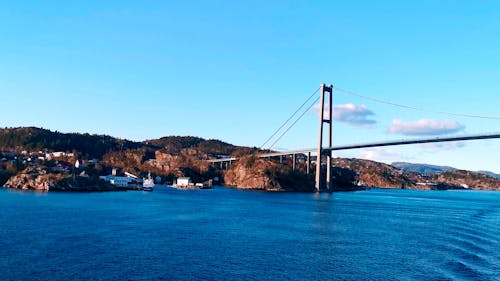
[0,187,498,280]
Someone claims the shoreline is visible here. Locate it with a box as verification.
[2,184,498,193]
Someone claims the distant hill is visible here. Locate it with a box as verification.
[392,162,456,175]
[477,170,500,179]
[392,161,500,179]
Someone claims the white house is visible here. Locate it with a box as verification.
[176,177,192,186]
[110,177,135,187]
[99,174,140,188]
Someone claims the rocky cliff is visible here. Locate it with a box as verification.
[101,148,217,184]
[333,158,420,189]
[145,149,211,177]
[223,156,314,191]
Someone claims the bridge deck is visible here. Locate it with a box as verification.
[207,133,500,163]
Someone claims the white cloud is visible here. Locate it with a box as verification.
[359,147,410,163]
[314,103,376,127]
[388,119,464,136]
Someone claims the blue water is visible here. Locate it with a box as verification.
[0,187,498,281]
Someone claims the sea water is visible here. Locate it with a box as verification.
[0,187,498,280]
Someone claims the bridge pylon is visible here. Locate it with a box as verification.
[315,83,333,192]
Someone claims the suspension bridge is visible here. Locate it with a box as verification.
[208,84,500,192]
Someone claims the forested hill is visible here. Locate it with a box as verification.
[143,136,259,157]
[0,127,245,158]
[0,127,144,158]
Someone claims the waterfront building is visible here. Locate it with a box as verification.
[175,177,192,186]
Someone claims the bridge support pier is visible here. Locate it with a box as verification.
[307,152,311,174]
[315,83,333,192]
[292,154,296,171]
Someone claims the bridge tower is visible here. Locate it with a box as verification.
[315,83,333,192]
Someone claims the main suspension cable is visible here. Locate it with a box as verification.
[268,96,320,151]
[334,86,500,120]
[259,87,320,149]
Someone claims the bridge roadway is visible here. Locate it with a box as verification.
[207,132,500,164]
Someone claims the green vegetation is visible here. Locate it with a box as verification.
[146,136,205,152]
[146,136,242,156]
[0,127,260,160]
[0,127,143,158]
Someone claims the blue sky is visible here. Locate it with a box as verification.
[1,1,499,172]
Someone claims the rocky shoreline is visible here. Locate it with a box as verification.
[2,157,499,192]
[4,167,118,192]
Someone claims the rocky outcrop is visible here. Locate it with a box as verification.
[145,149,207,175]
[4,167,117,191]
[5,168,58,191]
[102,148,213,180]
[333,158,419,189]
[223,156,279,190]
[101,149,152,174]
[223,156,314,191]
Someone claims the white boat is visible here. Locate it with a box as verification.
[142,172,155,191]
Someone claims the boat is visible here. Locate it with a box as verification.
[142,172,155,191]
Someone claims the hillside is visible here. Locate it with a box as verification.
[391,162,456,175]
[337,158,421,189]
[477,170,500,179]
[0,127,249,187]
[393,161,500,179]
[0,127,246,159]
[433,170,500,190]
[145,136,242,156]
[0,127,143,159]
